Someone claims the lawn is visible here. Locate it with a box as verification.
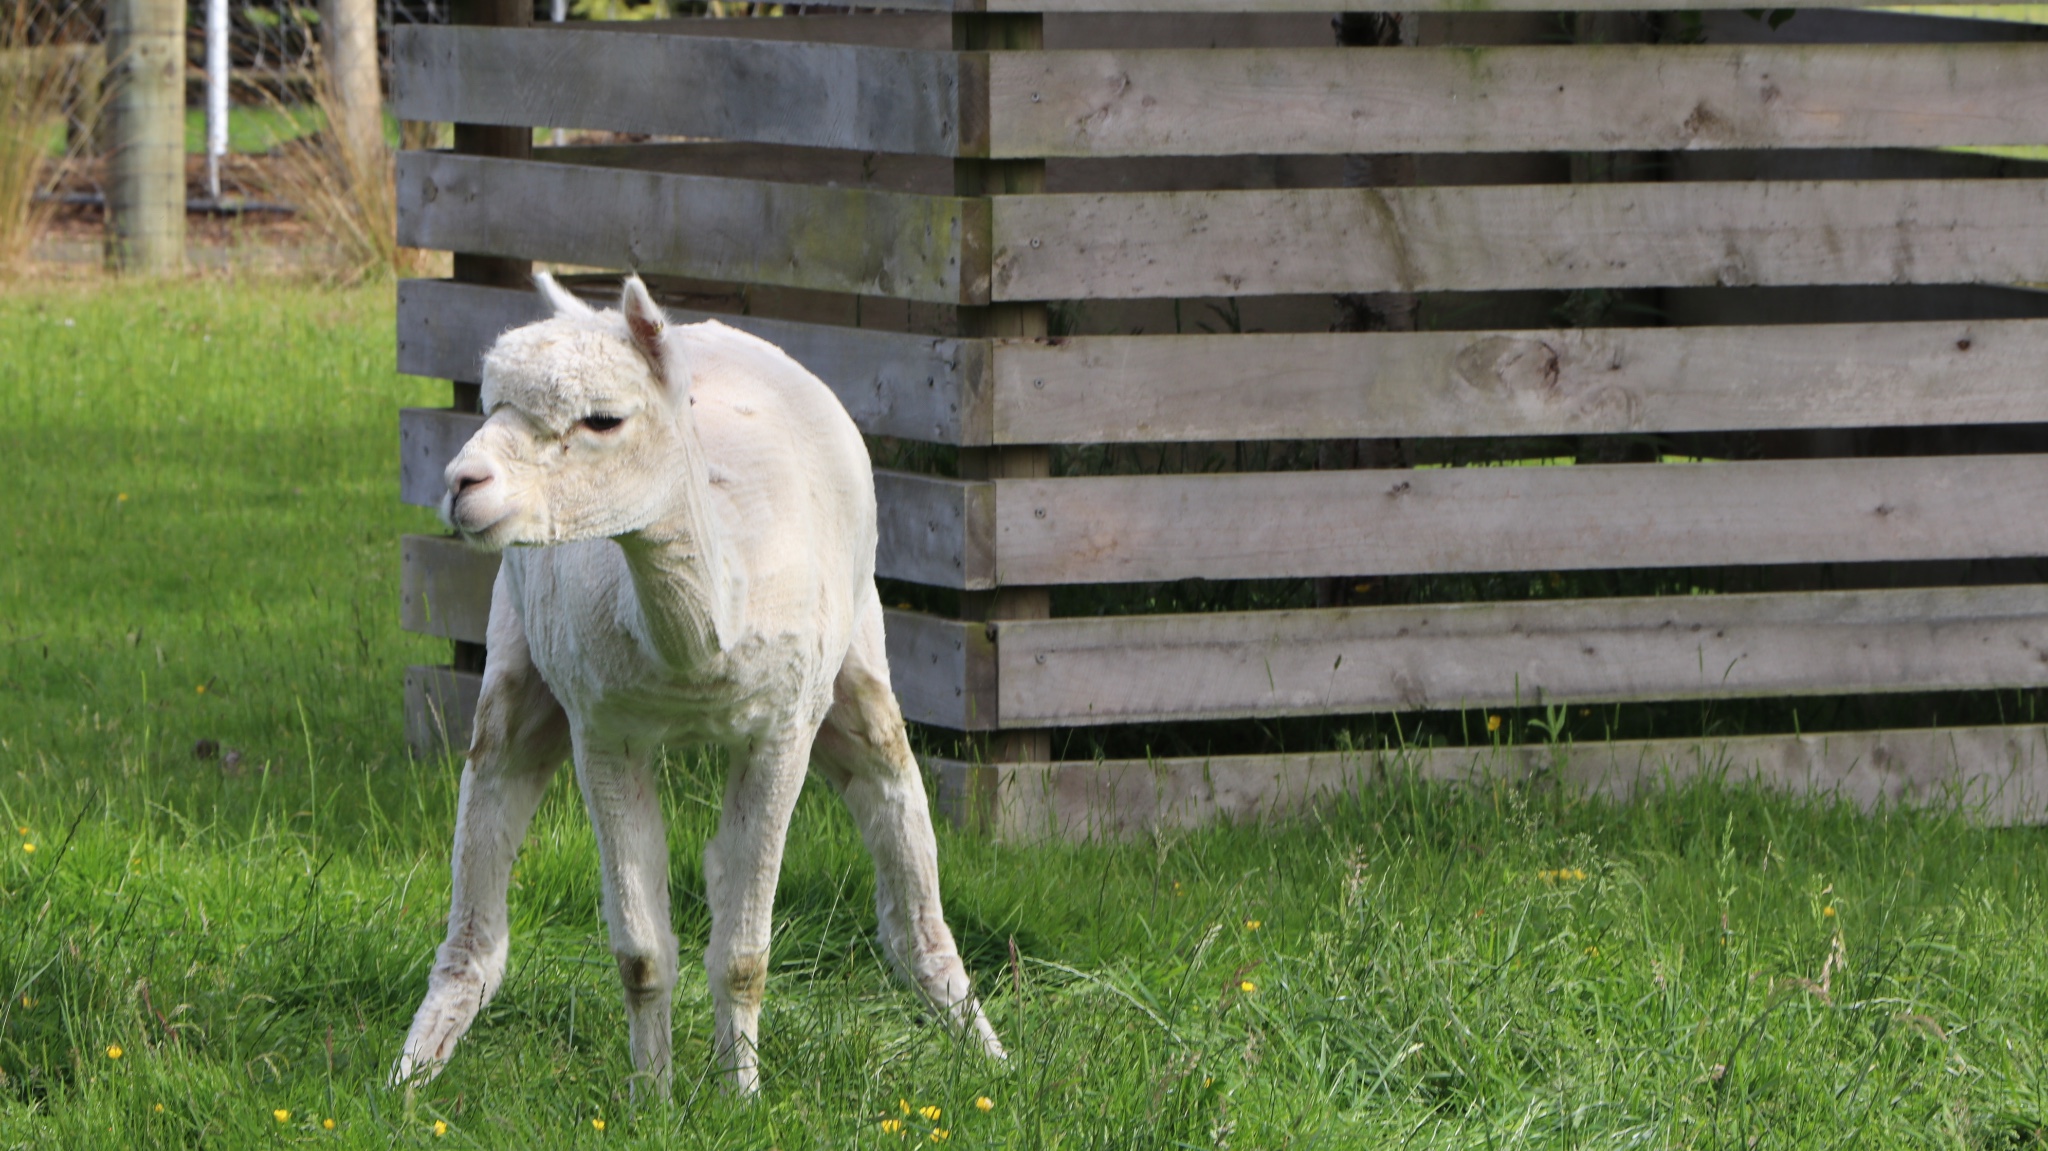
[6,279,2048,1148]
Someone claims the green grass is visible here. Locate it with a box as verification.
[10,280,2048,1147]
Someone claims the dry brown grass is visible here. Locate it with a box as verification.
[262,51,435,284]
[0,3,102,271]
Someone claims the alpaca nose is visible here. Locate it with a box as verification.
[451,466,494,498]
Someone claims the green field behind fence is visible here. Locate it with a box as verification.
[9,282,2048,1147]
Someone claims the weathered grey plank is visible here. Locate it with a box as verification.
[994,454,2048,585]
[990,43,2048,158]
[981,0,2048,10]
[406,665,483,760]
[391,25,978,156]
[933,724,2048,840]
[876,471,995,590]
[994,586,2048,727]
[401,535,498,644]
[990,319,2048,443]
[397,153,986,305]
[884,609,996,731]
[400,408,479,508]
[989,180,2048,300]
[398,279,988,444]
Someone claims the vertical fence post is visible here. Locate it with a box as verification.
[954,11,1049,833]
[322,0,383,168]
[104,0,184,273]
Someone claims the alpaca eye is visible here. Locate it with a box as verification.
[581,415,624,433]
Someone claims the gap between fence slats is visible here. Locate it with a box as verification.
[397,154,986,305]
[397,280,987,444]
[993,585,2048,726]
[990,180,2048,300]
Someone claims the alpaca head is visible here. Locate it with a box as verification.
[443,275,698,552]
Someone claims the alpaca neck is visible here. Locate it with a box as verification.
[616,427,742,670]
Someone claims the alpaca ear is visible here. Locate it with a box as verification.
[619,275,675,387]
[533,272,594,319]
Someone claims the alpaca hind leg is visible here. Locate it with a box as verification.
[814,603,1005,1059]
[395,615,569,1085]
[575,739,678,1101]
[703,733,811,1094]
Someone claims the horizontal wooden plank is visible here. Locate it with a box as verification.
[934,724,2048,840]
[406,665,483,761]
[400,407,478,508]
[397,279,987,444]
[990,319,2048,443]
[876,471,995,590]
[791,0,2046,12]
[992,43,2048,158]
[401,534,498,644]
[397,154,985,305]
[391,25,979,156]
[994,585,2048,727]
[884,609,996,731]
[395,549,991,726]
[994,454,2048,585]
[990,180,2048,300]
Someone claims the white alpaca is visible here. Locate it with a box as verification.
[393,274,1003,1096]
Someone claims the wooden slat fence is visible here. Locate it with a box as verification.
[394,3,2048,839]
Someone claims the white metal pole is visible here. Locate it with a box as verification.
[205,0,228,200]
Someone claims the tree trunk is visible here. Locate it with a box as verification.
[322,0,383,169]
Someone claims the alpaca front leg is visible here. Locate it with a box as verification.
[703,734,812,1094]
[395,624,569,1085]
[575,740,679,1100]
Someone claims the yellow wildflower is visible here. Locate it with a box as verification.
[881,1118,906,1135]
[16,827,25,835]
[974,1097,994,1112]
[1585,946,1599,957]
[1486,715,1502,733]
[274,1110,291,1124]
[1240,980,1257,993]
[323,1118,336,1130]
[592,1118,606,1131]
[931,1130,950,1143]
[22,843,34,853]
[1244,919,1262,931]
[117,493,128,503]
[195,684,206,694]
[899,1099,911,1116]
[919,1105,941,1122]
[153,1104,164,1114]
[433,1120,447,1137]
[106,1045,123,1060]
[18,997,32,1008]
[1823,906,1836,918]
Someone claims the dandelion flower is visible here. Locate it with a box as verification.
[1823,905,1837,918]
[592,1118,605,1131]
[18,997,32,1008]
[899,1099,911,1116]
[16,827,26,835]
[881,1118,906,1135]
[931,1130,950,1143]
[974,1097,993,1112]
[1586,946,1600,957]
[153,1104,164,1114]
[117,493,128,503]
[323,1118,335,1130]
[22,843,34,853]
[1240,980,1257,993]
[919,1105,941,1122]
[105,1045,122,1060]
[433,1120,447,1136]
[1244,919,1261,931]
[274,1110,291,1124]
[1486,715,1502,733]
[195,684,206,694]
